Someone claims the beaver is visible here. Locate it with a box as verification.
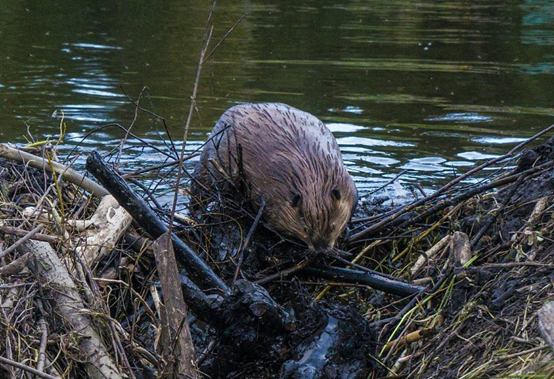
[192,103,357,252]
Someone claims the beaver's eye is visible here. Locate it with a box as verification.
[331,188,341,200]
[291,194,302,208]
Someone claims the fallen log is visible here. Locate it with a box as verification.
[21,239,123,379]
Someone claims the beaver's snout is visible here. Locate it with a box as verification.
[308,235,333,253]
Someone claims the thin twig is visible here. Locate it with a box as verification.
[203,13,248,63]
[470,173,526,247]
[37,317,48,373]
[457,261,554,271]
[233,199,265,283]
[0,224,44,259]
[116,86,146,165]
[255,257,315,285]
[122,152,199,178]
[168,1,216,237]
[494,345,549,362]
[361,170,407,198]
[120,85,179,158]
[0,226,58,243]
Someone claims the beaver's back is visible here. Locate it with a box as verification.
[205,103,341,159]
[194,103,343,194]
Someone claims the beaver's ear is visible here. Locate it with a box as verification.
[331,188,342,201]
[291,193,302,208]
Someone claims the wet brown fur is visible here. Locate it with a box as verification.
[192,103,357,251]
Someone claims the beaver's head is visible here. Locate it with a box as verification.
[265,167,358,252]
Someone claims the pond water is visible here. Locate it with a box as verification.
[1,0,554,196]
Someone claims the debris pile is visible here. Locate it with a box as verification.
[0,125,553,378]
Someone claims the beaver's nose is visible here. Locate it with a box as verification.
[311,236,332,253]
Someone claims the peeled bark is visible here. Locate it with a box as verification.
[450,231,472,267]
[73,195,133,266]
[538,301,554,351]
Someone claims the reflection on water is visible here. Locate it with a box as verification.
[426,113,494,123]
[1,0,554,197]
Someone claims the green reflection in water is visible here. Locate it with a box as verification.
[0,0,554,194]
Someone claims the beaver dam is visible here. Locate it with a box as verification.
[1,117,554,379]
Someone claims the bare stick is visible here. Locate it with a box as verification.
[168,1,216,237]
[37,317,48,373]
[456,262,554,272]
[302,265,423,297]
[327,253,396,279]
[0,144,108,197]
[255,257,315,285]
[410,235,450,276]
[0,356,60,379]
[0,253,29,277]
[0,224,43,259]
[23,240,123,379]
[203,13,248,63]
[233,199,265,283]
[0,225,59,243]
[361,170,407,198]
[494,345,549,362]
[73,195,133,266]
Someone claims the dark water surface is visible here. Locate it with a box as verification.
[1,0,554,196]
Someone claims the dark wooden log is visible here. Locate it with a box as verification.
[86,151,230,294]
[302,265,424,297]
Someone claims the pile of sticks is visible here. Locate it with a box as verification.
[1,118,553,378]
